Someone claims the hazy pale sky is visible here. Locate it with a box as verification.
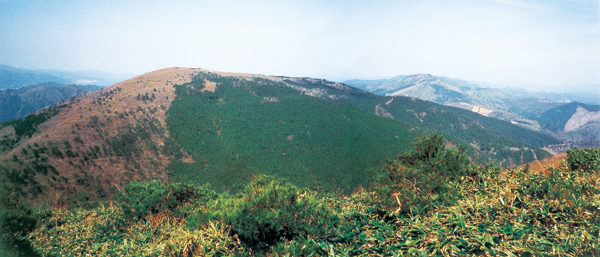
[1,0,598,92]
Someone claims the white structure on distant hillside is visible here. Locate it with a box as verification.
[471,105,493,116]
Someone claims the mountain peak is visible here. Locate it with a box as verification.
[411,73,435,78]
[403,74,441,84]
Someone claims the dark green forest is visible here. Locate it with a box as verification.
[166,73,418,193]
[165,73,556,194]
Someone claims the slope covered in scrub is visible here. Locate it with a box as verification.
[14,135,600,256]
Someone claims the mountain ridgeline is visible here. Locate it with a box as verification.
[0,66,70,90]
[0,64,128,89]
[346,74,600,146]
[345,74,565,119]
[0,68,558,205]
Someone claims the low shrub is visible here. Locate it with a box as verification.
[209,175,340,250]
[372,133,472,213]
[0,184,47,257]
[114,180,216,221]
[567,147,600,172]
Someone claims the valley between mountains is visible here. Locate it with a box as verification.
[346,74,600,150]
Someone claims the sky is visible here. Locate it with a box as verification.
[0,0,598,92]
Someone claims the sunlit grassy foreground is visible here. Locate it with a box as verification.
[23,138,600,256]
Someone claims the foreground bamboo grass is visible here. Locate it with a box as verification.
[7,136,600,256]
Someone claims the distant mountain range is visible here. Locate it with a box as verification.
[0,82,101,122]
[345,74,600,148]
[0,64,130,89]
[500,86,600,106]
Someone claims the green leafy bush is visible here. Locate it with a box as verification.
[209,175,339,250]
[114,180,216,221]
[567,147,600,172]
[0,184,47,257]
[372,133,472,213]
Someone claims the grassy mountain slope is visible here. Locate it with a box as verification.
[1,68,596,256]
[0,68,559,205]
[0,67,198,205]
[21,140,600,256]
[0,83,99,122]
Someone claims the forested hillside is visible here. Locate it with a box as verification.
[279,76,558,164]
[346,74,600,149]
[0,68,578,256]
[165,72,559,192]
[166,72,418,192]
[0,68,560,207]
[536,102,600,131]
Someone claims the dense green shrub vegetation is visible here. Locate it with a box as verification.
[567,147,600,173]
[166,73,417,193]
[0,184,45,257]
[283,78,558,165]
[205,175,339,250]
[371,133,473,213]
[114,180,217,221]
[1,135,597,256]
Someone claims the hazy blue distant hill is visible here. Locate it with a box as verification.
[38,68,129,87]
[345,75,409,95]
[0,65,71,89]
[500,86,600,106]
[536,102,597,131]
[0,64,128,89]
[345,74,564,118]
[0,82,98,122]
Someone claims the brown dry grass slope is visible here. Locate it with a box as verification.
[519,152,568,175]
[0,67,201,206]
